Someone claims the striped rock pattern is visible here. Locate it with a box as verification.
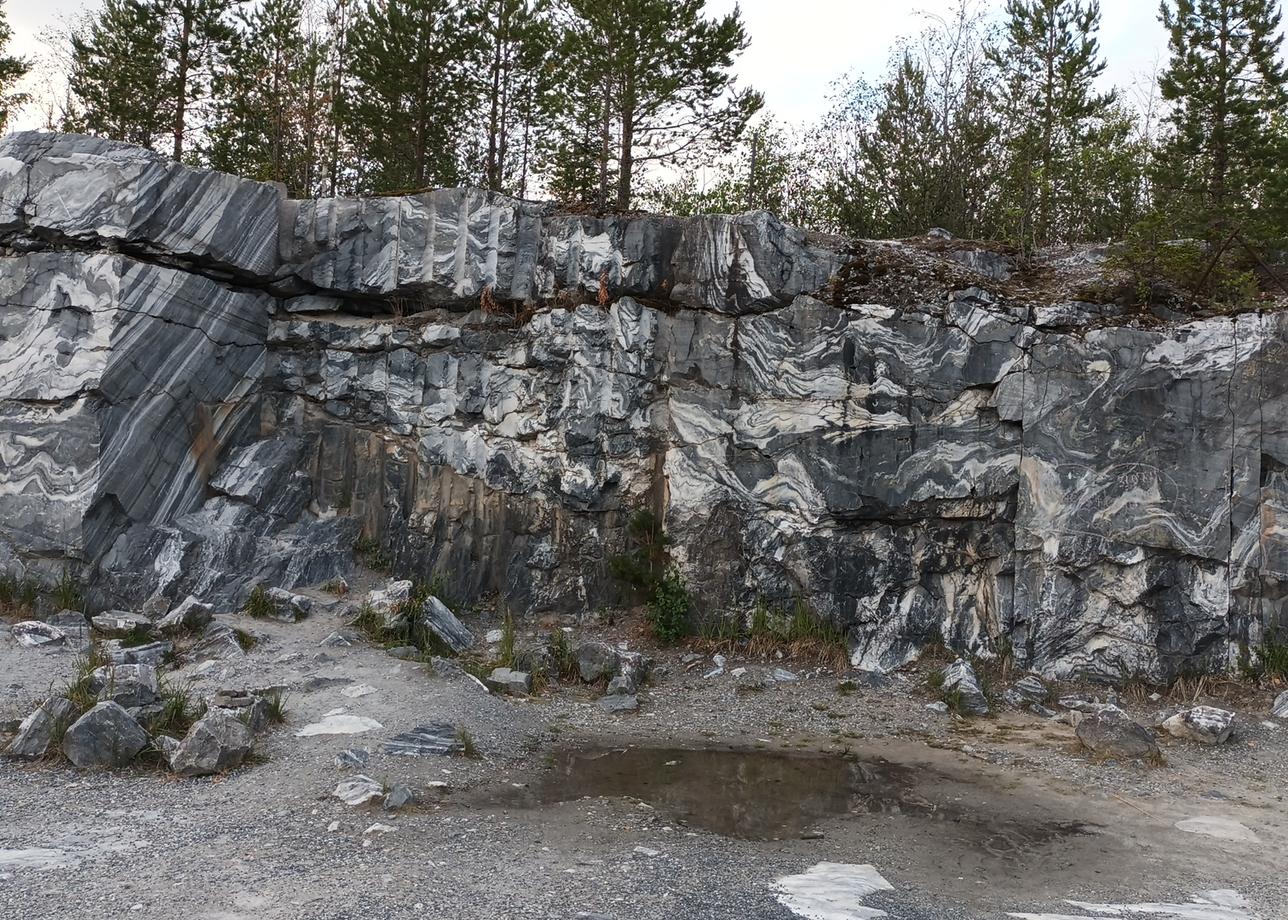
[2,132,1287,683]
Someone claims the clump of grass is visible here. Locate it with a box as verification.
[548,630,578,682]
[118,624,155,648]
[322,578,349,596]
[354,536,392,573]
[62,645,108,715]
[263,691,289,724]
[243,585,275,619]
[351,602,385,643]
[232,627,259,652]
[1243,629,1288,683]
[52,569,83,612]
[457,727,480,758]
[0,573,40,621]
[146,679,206,738]
[497,610,516,668]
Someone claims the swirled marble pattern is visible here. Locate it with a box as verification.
[2,133,1286,682]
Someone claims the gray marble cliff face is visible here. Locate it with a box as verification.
[1,131,1284,682]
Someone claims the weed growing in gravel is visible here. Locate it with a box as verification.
[264,691,289,724]
[498,610,516,668]
[233,628,259,652]
[322,578,348,596]
[351,602,384,643]
[52,569,83,612]
[694,596,849,670]
[548,631,579,682]
[243,585,275,619]
[1245,630,1288,683]
[457,727,480,758]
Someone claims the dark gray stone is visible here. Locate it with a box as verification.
[168,708,254,776]
[335,748,370,768]
[91,611,153,638]
[1075,707,1161,762]
[384,784,416,810]
[940,659,990,716]
[61,702,150,768]
[380,723,463,756]
[417,596,473,654]
[3,697,78,759]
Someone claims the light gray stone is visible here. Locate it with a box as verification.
[1274,690,1288,719]
[1161,706,1235,745]
[10,621,64,648]
[596,694,639,714]
[61,702,149,768]
[90,611,153,638]
[103,639,174,667]
[263,587,312,623]
[88,664,161,709]
[417,596,473,654]
[334,774,384,806]
[485,667,532,696]
[384,784,416,810]
[157,596,214,634]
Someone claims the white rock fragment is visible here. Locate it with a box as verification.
[296,715,383,737]
[333,775,384,806]
[1161,706,1235,745]
[1174,816,1260,843]
[773,862,894,920]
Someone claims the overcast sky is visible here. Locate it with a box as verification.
[5,0,1282,132]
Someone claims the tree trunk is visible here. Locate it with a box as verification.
[486,4,503,191]
[616,67,635,210]
[172,4,192,162]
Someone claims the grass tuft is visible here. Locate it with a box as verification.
[243,585,275,619]
[52,569,84,612]
[263,691,289,724]
[457,727,480,758]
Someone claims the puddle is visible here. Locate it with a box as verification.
[525,745,1091,844]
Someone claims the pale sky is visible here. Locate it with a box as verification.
[4,0,1280,132]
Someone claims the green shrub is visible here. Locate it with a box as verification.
[52,569,83,612]
[648,569,691,643]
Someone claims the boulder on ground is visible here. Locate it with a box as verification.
[3,697,78,759]
[157,596,214,634]
[191,622,246,660]
[1075,706,1161,762]
[486,667,532,696]
[1273,690,1288,719]
[607,673,639,695]
[208,688,274,732]
[88,664,161,709]
[575,640,647,687]
[1161,706,1235,745]
[335,748,369,768]
[139,595,170,620]
[334,774,384,805]
[61,702,150,768]
[104,639,174,667]
[91,611,154,639]
[1004,675,1048,708]
[366,580,412,627]
[168,707,254,776]
[733,667,768,692]
[940,659,990,716]
[417,596,473,654]
[10,621,65,648]
[263,587,312,622]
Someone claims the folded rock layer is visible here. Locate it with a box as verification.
[1,132,1284,683]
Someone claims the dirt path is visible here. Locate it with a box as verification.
[2,600,1284,920]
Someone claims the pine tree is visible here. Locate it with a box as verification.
[0,1,29,133]
[340,0,481,193]
[466,0,557,196]
[69,0,171,149]
[208,0,329,195]
[69,0,237,162]
[1155,0,1288,236]
[549,0,761,210]
[988,0,1116,246]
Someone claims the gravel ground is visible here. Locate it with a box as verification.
[2,597,1285,920]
